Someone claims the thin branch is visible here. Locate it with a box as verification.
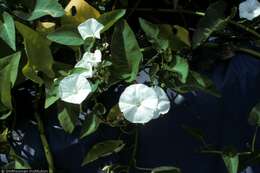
[35,113,54,173]
[252,127,259,153]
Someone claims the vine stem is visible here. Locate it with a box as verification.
[35,112,54,173]
[229,20,260,39]
[252,127,258,153]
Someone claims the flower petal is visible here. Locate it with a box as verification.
[152,86,171,119]
[119,84,158,123]
[239,0,260,20]
[59,74,92,104]
[77,18,104,39]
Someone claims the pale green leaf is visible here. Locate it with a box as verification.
[0,12,16,50]
[28,0,64,21]
[47,26,84,46]
[222,154,239,173]
[165,56,189,83]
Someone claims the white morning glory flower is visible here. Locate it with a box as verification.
[58,74,92,104]
[152,86,171,119]
[239,0,260,20]
[77,18,104,39]
[79,50,102,67]
[74,62,93,78]
[119,84,159,124]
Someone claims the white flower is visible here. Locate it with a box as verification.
[152,86,171,119]
[119,84,159,124]
[74,62,93,78]
[77,18,104,39]
[239,0,260,20]
[77,50,102,67]
[58,74,92,104]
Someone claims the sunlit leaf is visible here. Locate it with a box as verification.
[15,21,55,85]
[0,52,21,119]
[249,102,260,126]
[27,0,64,21]
[62,0,100,26]
[165,56,189,83]
[111,20,142,82]
[0,12,16,51]
[82,140,125,166]
[47,26,84,46]
[222,154,239,173]
[36,22,56,34]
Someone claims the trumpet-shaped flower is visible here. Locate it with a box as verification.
[119,84,159,124]
[239,0,260,20]
[77,50,102,67]
[77,18,104,39]
[152,86,171,119]
[74,63,93,78]
[59,74,92,104]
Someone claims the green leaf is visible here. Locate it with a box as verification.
[106,104,124,127]
[249,102,260,127]
[173,25,191,47]
[98,9,126,33]
[0,12,16,50]
[139,18,188,52]
[165,56,189,83]
[44,80,59,109]
[111,20,142,82]
[222,154,239,173]
[15,21,55,85]
[58,103,77,134]
[28,0,64,21]
[139,18,167,52]
[82,140,125,166]
[47,26,84,46]
[80,114,101,139]
[152,166,181,173]
[192,1,228,48]
[0,52,21,119]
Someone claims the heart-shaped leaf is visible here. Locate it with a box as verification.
[111,20,142,82]
[82,140,125,166]
[98,9,126,33]
[47,26,84,46]
[15,21,55,85]
[28,0,64,21]
[0,12,16,50]
[0,52,21,119]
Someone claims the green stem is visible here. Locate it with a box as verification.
[132,8,205,16]
[200,150,222,155]
[35,113,54,173]
[252,127,258,153]
[229,20,260,39]
[234,46,260,59]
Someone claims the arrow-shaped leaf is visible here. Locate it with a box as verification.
[0,12,16,50]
